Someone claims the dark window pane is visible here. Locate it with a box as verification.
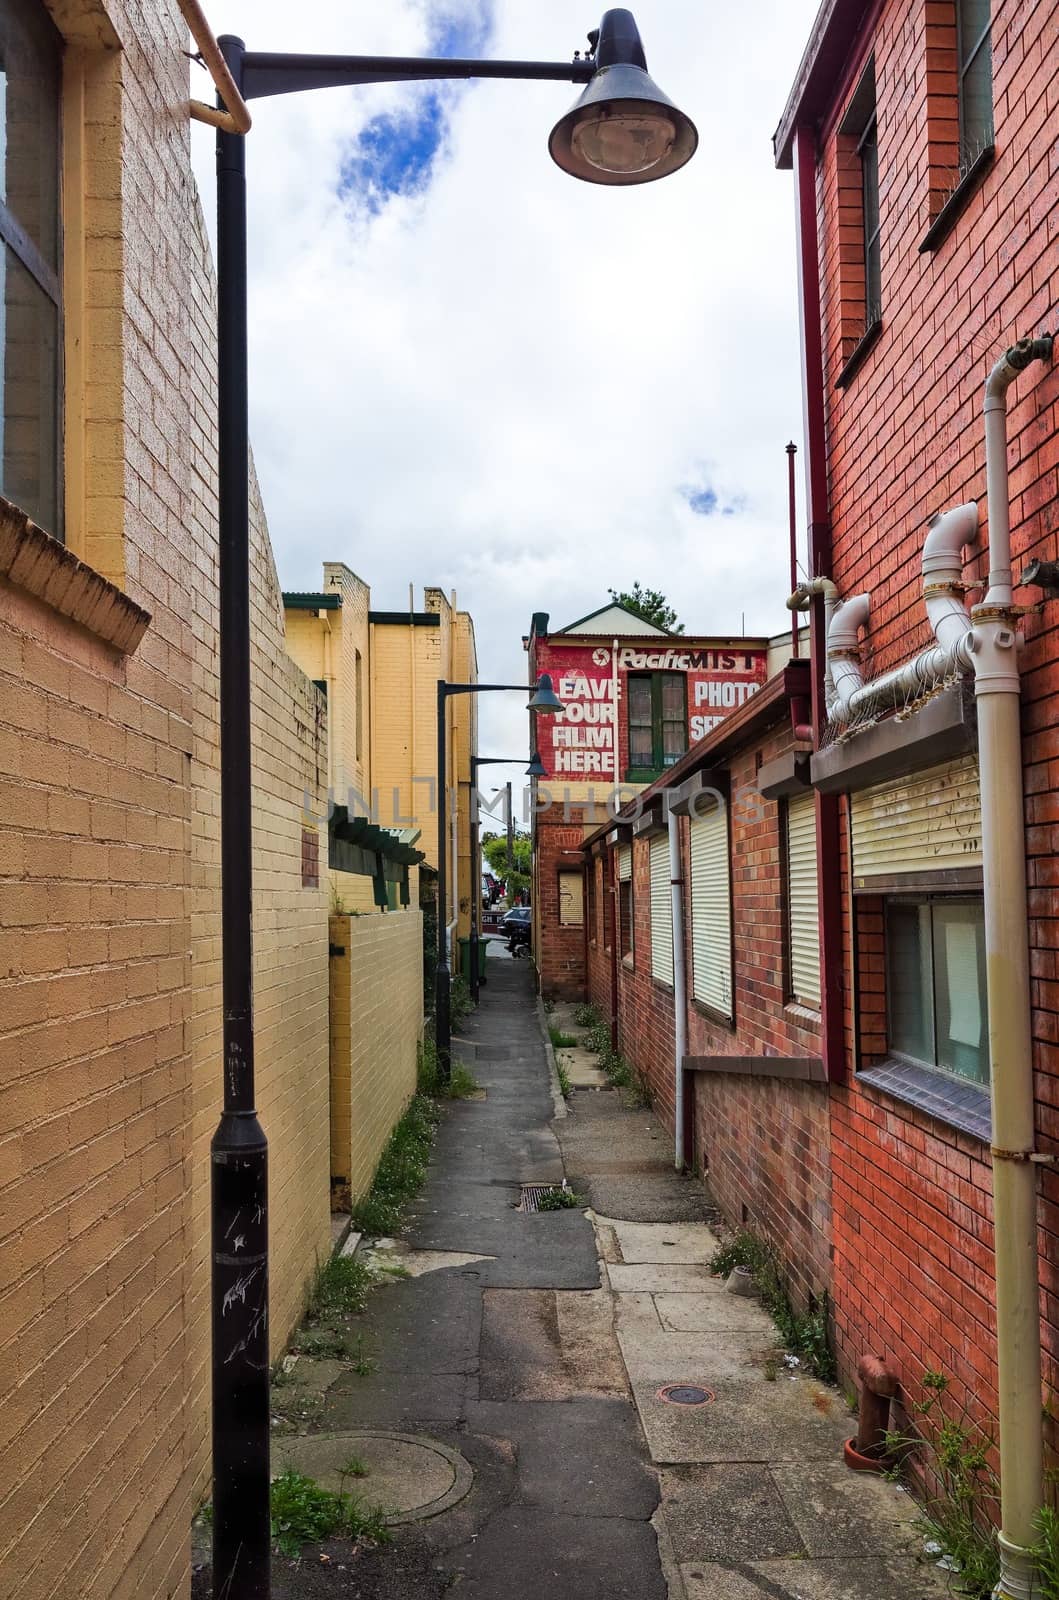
[661,721,686,763]
[886,901,933,1063]
[660,674,684,718]
[628,676,652,723]
[629,725,653,766]
[860,117,881,321]
[0,0,61,270]
[1,244,59,534]
[932,901,989,1084]
[958,0,992,165]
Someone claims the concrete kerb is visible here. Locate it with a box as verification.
[535,994,568,1120]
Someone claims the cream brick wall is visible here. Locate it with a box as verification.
[329,911,423,1202]
[0,4,331,1599]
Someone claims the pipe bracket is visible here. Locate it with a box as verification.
[990,1147,1057,1164]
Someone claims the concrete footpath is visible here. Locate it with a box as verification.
[194,958,950,1598]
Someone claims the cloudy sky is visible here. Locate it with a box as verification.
[189,0,821,815]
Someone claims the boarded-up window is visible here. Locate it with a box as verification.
[786,790,820,1007]
[617,845,633,958]
[649,832,673,984]
[689,797,731,1018]
[558,870,583,926]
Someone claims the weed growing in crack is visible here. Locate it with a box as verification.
[307,1255,374,1318]
[709,1229,836,1383]
[417,1037,479,1100]
[534,1185,585,1211]
[573,1002,602,1028]
[549,1026,578,1048]
[350,1093,438,1236]
[268,1469,390,1556]
[555,1059,572,1099]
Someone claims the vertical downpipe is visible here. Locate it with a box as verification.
[668,795,688,1170]
[977,337,1053,1600]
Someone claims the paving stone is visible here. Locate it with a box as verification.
[619,1325,779,1384]
[653,1290,777,1334]
[600,1217,720,1263]
[679,1556,952,1598]
[769,1462,924,1558]
[632,1377,850,1465]
[659,1464,805,1562]
[607,1263,722,1293]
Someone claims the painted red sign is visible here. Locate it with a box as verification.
[534,639,769,780]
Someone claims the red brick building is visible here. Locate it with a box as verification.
[524,604,769,997]
[577,1,1059,1585]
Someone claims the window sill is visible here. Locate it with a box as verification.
[0,494,149,654]
[652,976,675,996]
[692,996,735,1029]
[785,1001,822,1026]
[835,318,882,391]
[857,1057,991,1143]
[621,953,634,970]
[919,145,996,254]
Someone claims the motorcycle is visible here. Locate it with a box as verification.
[506,919,532,958]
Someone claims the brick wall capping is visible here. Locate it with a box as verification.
[683,1054,827,1084]
[810,681,976,794]
[668,767,729,816]
[283,591,341,611]
[758,751,812,800]
[0,494,151,654]
[633,797,667,837]
[773,0,875,168]
[919,145,996,254]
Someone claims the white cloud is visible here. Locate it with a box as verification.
[191,0,819,803]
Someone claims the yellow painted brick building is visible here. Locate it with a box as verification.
[284,573,478,941]
[0,3,334,1596]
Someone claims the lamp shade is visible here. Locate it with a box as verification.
[525,751,548,779]
[549,9,697,185]
[527,673,563,712]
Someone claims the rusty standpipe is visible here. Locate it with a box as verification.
[845,1354,898,1471]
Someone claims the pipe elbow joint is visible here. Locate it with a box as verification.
[827,593,870,655]
[923,502,978,574]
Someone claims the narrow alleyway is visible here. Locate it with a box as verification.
[195,959,950,1598]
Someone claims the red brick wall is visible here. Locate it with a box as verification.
[535,805,590,999]
[585,852,613,1017]
[585,721,831,1310]
[807,0,1059,1437]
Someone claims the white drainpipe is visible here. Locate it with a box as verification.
[980,335,1053,1600]
[667,792,688,1172]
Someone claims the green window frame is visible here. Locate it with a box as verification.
[625,672,687,780]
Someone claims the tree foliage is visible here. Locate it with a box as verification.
[481,831,531,897]
[609,584,684,634]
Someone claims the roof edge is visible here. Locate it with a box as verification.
[773,0,874,168]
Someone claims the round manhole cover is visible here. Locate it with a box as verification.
[272,1430,473,1524]
[656,1383,715,1407]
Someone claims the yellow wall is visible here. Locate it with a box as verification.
[329,912,424,1203]
[0,5,331,1598]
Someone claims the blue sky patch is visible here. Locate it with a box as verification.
[682,480,746,518]
[340,3,493,215]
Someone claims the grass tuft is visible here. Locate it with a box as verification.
[534,1185,584,1211]
[268,1468,390,1556]
[417,1037,479,1100]
[555,1059,572,1099]
[709,1229,835,1383]
[307,1255,374,1318]
[548,1026,578,1048]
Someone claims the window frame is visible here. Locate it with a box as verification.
[0,0,65,540]
[883,893,989,1088]
[617,845,634,964]
[835,56,882,390]
[956,0,993,171]
[625,671,688,782]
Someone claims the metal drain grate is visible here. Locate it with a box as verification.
[656,1383,715,1407]
[517,1183,571,1213]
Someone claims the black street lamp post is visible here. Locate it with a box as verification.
[469,752,545,1002]
[208,13,694,1597]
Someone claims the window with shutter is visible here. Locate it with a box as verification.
[617,845,633,959]
[850,754,982,885]
[689,799,731,1019]
[786,790,820,1008]
[649,832,673,984]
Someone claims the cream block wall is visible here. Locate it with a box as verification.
[329,912,424,1203]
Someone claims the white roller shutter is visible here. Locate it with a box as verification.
[617,845,632,881]
[649,832,673,984]
[851,754,982,882]
[786,790,820,1007]
[689,800,732,1018]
